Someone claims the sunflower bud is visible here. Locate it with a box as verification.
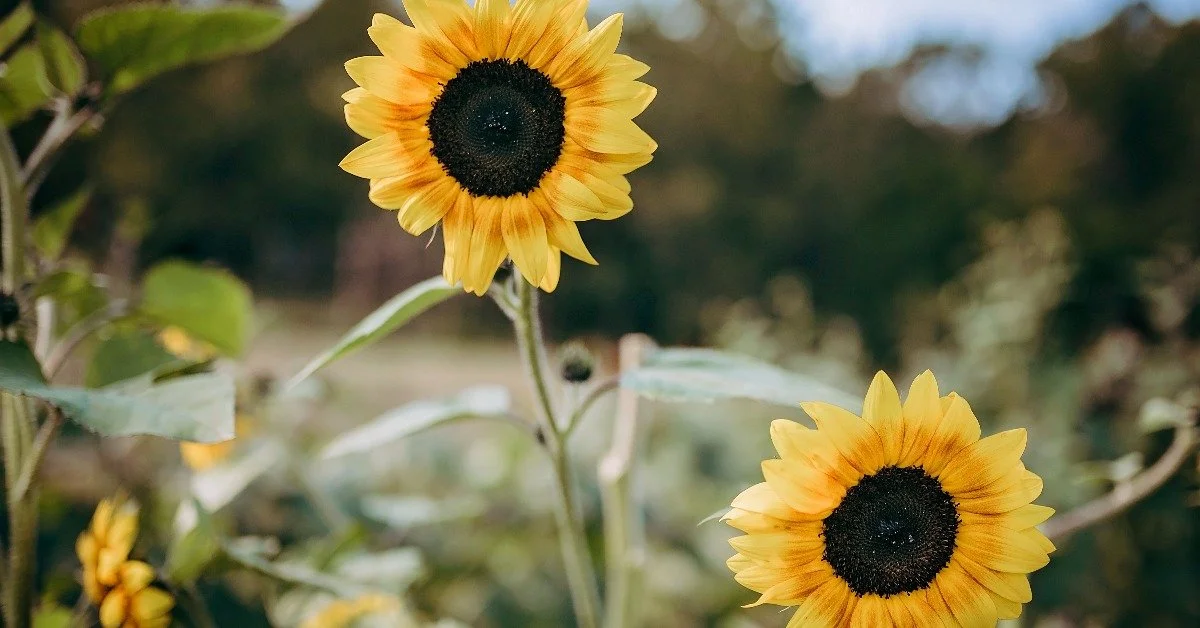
[559,341,595,384]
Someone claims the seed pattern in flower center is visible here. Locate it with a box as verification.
[427,59,566,198]
[822,465,959,596]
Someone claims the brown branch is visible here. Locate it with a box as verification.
[1043,423,1197,544]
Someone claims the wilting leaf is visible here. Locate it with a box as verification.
[287,277,460,389]
[139,260,253,357]
[76,3,288,95]
[0,340,234,442]
[32,187,90,261]
[319,386,510,459]
[621,347,860,409]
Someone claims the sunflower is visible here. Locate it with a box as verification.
[339,0,656,295]
[725,371,1055,627]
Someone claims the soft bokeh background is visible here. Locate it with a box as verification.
[21,0,1200,625]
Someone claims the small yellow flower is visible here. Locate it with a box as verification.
[178,412,254,471]
[76,498,140,604]
[301,594,411,628]
[158,326,215,361]
[726,371,1055,626]
[97,563,174,628]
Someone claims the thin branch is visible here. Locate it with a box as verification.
[599,334,653,628]
[11,407,64,501]
[21,102,98,201]
[1043,423,1198,543]
[565,376,619,436]
[43,300,128,379]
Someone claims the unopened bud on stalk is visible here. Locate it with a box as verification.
[559,341,595,384]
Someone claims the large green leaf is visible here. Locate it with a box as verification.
[0,340,234,442]
[286,277,460,389]
[36,22,85,96]
[33,187,90,262]
[223,537,362,597]
[139,260,253,357]
[76,3,288,95]
[85,326,178,388]
[620,348,860,410]
[0,43,52,124]
[0,3,34,57]
[319,386,510,460]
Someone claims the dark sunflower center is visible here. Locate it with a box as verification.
[822,466,959,597]
[427,59,566,198]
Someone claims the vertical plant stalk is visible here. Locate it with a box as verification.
[2,126,36,628]
[511,277,602,628]
[599,334,651,628]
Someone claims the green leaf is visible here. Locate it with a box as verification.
[286,277,459,389]
[32,604,73,628]
[319,386,510,460]
[222,537,363,597]
[167,497,221,585]
[359,495,486,530]
[33,266,107,333]
[85,326,178,388]
[36,22,85,96]
[76,3,288,95]
[0,3,34,57]
[0,340,234,442]
[620,348,860,409]
[139,260,253,357]
[32,187,90,261]
[0,43,52,124]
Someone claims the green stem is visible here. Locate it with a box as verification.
[511,277,602,628]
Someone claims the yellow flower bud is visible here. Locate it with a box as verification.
[131,586,174,623]
[119,561,156,594]
[99,587,129,628]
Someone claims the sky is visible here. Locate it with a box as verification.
[287,0,1200,126]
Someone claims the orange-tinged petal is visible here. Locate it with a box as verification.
[340,133,408,180]
[862,371,904,464]
[786,579,852,628]
[957,523,1051,573]
[345,56,440,106]
[770,419,860,486]
[396,178,457,235]
[921,394,981,476]
[473,0,512,59]
[800,402,886,476]
[502,199,550,286]
[899,370,941,466]
[935,563,997,628]
[566,106,657,154]
[441,194,473,287]
[548,13,625,89]
[526,0,589,69]
[539,247,562,292]
[762,458,845,516]
[464,198,507,296]
[367,162,444,209]
[505,0,556,59]
[728,482,812,522]
[956,553,1033,603]
[368,13,457,78]
[850,595,890,627]
[727,532,823,569]
[538,203,597,264]
[402,0,475,65]
[543,170,606,219]
[939,429,1027,494]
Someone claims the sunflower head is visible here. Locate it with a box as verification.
[725,371,1055,627]
[340,0,656,295]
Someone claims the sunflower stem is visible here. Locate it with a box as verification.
[598,334,652,628]
[510,277,602,628]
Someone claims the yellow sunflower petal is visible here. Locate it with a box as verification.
[728,532,823,569]
[402,0,476,65]
[368,13,457,78]
[935,563,998,628]
[729,482,814,522]
[849,595,890,627]
[898,370,941,466]
[340,133,409,180]
[726,553,753,573]
[396,178,457,235]
[921,394,982,476]
[586,148,654,175]
[464,198,508,296]
[762,458,845,516]
[569,80,657,118]
[502,199,550,285]
[345,56,440,106]
[957,523,1051,573]
[473,0,512,59]
[566,107,657,154]
[441,194,473,287]
[505,0,557,59]
[539,204,598,264]
[939,429,1028,494]
[527,0,589,69]
[1003,504,1056,529]
[800,402,887,476]
[862,371,904,464]
[921,582,963,628]
[1027,528,1056,554]
[539,247,562,292]
[770,419,860,486]
[786,579,853,628]
[557,165,633,218]
[548,13,625,89]
[956,553,1033,603]
[956,467,1042,514]
[367,162,444,209]
[542,170,607,219]
[603,53,651,82]
[993,595,1023,620]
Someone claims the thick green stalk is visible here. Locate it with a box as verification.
[2,125,35,628]
[512,278,602,628]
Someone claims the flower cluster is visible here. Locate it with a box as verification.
[76,499,174,628]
